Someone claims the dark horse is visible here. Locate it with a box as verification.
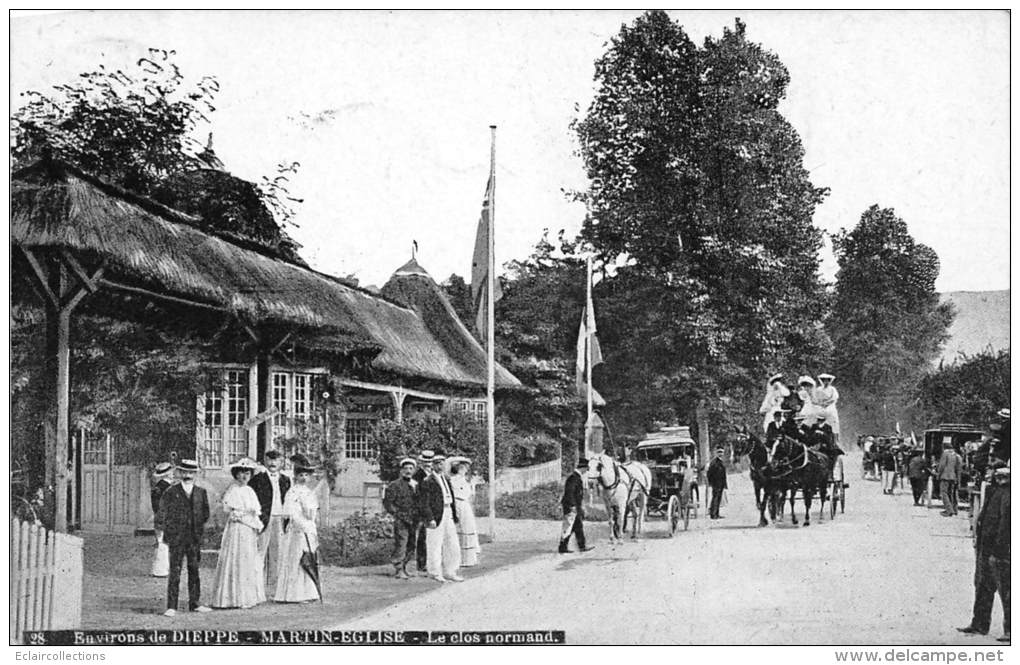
[733,428,785,527]
[769,436,830,527]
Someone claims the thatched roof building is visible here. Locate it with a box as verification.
[11,158,519,391]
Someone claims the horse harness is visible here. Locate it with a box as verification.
[596,456,649,505]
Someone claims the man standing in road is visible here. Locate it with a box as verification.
[418,452,462,583]
[156,459,211,617]
[936,443,963,516]
[249,449,290,591]
[411,450,434,576]
[959,467,1010,642]
[707,447,727,519]
[559,457,594,554]
[384,457,419,579]
[906,450,930,506]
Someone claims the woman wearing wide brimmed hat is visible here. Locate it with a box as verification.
[813,373,841,443]
[210,457,266,609]
[796,375,823,426]
[758,373,790,435]
[448,456,481,567]
[274,454,321,603]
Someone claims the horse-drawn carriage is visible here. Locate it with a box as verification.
[631,426,700,536]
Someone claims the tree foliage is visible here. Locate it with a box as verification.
[828,205,954,432]
[915,349,1010,428]
[571,12,830,435]
[11,48,218,195]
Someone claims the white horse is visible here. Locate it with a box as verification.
[587,452,653,541]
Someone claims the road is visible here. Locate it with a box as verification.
[333,451,1006,645]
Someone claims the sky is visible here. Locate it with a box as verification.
[9,10,1011,292]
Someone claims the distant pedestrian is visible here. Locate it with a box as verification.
[418,452,462,583]
[881,445,898,495]
[248,449,290,592]
[958,467,1010,642]
[559,458,593,554]
[411,450,434,576]
[149,462,174,578]
[210,457,265,609]
[449,457,481,567]
[936,444,963,516]
[906,451,929,505]
[156,459,211,617]
[707,447,727,519]
[383,457,418,579]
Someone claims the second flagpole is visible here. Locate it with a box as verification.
[487,125,497,540]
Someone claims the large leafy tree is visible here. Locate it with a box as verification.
[915,349,1010,428]
[572,12,830,434]
[828,205,954,433]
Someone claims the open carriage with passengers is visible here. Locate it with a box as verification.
[631,426,700,536]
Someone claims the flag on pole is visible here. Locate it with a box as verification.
[575,292,605,404]
[471,175,502,338]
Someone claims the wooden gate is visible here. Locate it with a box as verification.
[78,431,144,533]
[10,519,84,643]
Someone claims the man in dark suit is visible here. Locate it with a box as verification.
[418,452,462,583]
[411,449,434,575]
[248,449,291,590]
[959,467,1011,642]
[559,458,593,554]
[707,447,728,519]
[765,410,787,445]
[156,459,211,617]
[384,457,420,579]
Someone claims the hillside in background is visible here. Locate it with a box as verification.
[938,290,1010,366]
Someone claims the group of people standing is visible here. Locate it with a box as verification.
[151,451,321,617]
[382,450,481,582]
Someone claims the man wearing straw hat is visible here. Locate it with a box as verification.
[156,459,211,617]
[418,451,463,583]
[411,450,435,576]
[149,462,175,578]
[384,457,419,579]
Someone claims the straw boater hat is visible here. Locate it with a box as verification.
[997,408,1011,419]
[229,457,258,473]
[399,457,417,468]
[798,375,816,387]
[290,453,317,474]
[418,449,435,462]
[176,459,199,472]
[768,373,784,385]
[818,373,835,382]
[448,455,471,467]
[153,462,174,478]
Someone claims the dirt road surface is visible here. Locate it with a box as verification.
[332,451,1007,646]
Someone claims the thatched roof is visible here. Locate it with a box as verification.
[11,158,520,391]
[382,258,520,389]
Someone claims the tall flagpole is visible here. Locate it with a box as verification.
[585,255,593,458]
[487,125,497,540]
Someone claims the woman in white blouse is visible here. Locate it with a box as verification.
[210,457,265,609]
[448,457,480,567]
[274,453,320,603]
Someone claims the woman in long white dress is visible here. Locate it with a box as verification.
[758,373,790,434]
[210,457,265,609]
[813,373,841,442]
[274,454,320,603]
[796,375,822,425]
[448,457,480,567]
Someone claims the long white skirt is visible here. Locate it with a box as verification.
[455,498,481,567]
[274,527,320,603]
[211,521,266,608]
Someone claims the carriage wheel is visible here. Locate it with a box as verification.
[667,495,681,536]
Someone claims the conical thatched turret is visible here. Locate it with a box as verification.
[382,259,520,389]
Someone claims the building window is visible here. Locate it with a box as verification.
[453,399,486,424]
[272,371,314,439]
[342,395,392,460]
[200,369,249,469]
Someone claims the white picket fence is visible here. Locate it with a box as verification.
[10,519,84,644]
[491,458,563,496]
